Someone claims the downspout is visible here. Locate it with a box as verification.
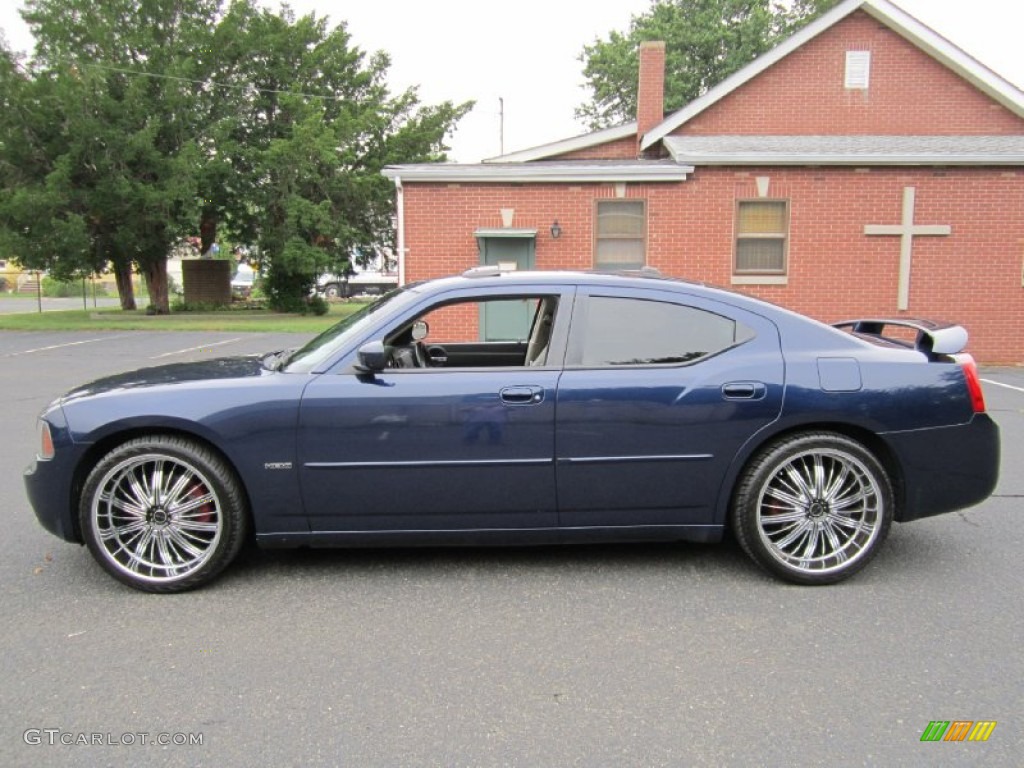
[394,175,406,286]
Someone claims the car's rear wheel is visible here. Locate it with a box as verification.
[80,436,248,593]
[731,432,893,585]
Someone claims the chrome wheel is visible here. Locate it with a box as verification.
[732,433,893,584]
[91,454,222,583]
[81,437,247,592]
[756,448,883,575]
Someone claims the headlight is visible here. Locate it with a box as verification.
[37,420,55,460]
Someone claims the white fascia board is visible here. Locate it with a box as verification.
[666,151,1024,165]
[485,122,638,163]
[382,164,693,183]
[641,0,866,150]
[861,0,1024,119]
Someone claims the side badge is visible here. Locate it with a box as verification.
[264,462,293,470]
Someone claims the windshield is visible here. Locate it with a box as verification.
[283,286,419,373]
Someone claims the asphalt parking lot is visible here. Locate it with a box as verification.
[0,330,1021,767]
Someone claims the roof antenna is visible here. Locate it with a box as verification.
[499,96,504,157]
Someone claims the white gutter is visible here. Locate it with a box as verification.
[382,164,693,183]
[394,175,406,286]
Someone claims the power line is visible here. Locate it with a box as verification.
[16,56,358,103]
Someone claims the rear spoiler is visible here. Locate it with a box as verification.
[832,318,968,356]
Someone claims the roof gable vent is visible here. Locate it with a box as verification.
[845,50,871,89]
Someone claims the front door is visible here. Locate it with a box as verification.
[297,287,569,538]
[477,235,535,340]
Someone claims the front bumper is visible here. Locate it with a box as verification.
[24,407,83,544]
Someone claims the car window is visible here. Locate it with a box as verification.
[384,295,560,369]
[576,296,752,367]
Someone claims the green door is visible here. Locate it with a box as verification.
[476,233,536,341]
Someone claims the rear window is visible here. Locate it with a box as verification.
[577,296,753,367]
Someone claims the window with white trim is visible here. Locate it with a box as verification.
[595,200,646,270]
[735,200,788,275]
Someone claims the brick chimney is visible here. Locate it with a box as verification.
[637,41,666,155]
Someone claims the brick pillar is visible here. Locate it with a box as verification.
[637,41,666,156]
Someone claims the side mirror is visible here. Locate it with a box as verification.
[355,340,388,372]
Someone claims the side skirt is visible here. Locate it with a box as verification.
[255,525,724,549]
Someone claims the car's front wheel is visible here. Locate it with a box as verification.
[731,432,893,585]
[80,436,248,592]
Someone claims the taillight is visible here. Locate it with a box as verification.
[955,354,986,413]
[37,420,55,460]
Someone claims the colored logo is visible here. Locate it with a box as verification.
[920,721,997,742]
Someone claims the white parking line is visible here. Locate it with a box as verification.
[7,335,126,357]
[981,378,1024,394]
[150,337,244,359]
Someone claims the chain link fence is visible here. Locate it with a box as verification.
[0,269,138,313]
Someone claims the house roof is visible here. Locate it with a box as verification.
[642,0,1024,150]
[485,123,637,164]
[663,135,1024,165]
[481,0,1024,165]
[382,160,693,183]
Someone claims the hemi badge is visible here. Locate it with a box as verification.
[264,462,293,470]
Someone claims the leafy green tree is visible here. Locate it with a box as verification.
[577,0,839,129]
[0,46,99,284]
[208,4,471,311]
[0,0,470,314]
[0,0,218,311]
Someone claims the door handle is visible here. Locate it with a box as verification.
[722,381,766,400]
[500,385,545,405]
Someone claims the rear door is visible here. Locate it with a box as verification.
[555,287,784,531]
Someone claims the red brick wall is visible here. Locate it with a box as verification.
[677,10,1024,136]
[400,168,1024,362]
[397,10,1024,362]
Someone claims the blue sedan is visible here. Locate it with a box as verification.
[24,269,999,591]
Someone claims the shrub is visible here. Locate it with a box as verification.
[41,276,80,298]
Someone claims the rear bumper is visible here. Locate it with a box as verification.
[884,414,1000,522]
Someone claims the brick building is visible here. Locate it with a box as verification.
[383,0,1024,362]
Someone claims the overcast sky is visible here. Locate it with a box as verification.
[1,0,1022,162]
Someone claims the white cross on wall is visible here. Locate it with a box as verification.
[864,186,952,311]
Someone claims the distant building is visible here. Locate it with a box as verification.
[384,0,1024,362]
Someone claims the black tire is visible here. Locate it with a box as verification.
[79,436,248,593]
[730,432,893,585]
[323,283,341,299]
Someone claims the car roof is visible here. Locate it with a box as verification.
[406,267,881,354]
[409,267,773,312]
[410,267,699,293]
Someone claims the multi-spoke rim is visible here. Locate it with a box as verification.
[756,448,883,575]
[90,453,222,584]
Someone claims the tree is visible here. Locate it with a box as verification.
[0,0,470,314]
[576,0,840,129]
[204,4,471,311]
[0,0,219,312]
[0,45,100,285]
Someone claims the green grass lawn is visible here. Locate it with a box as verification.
[0,302,365,333]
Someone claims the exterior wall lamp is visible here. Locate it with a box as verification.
[550,220,562,239]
